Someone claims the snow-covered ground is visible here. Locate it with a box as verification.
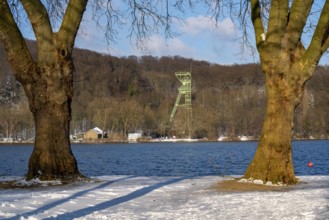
[1,175,329,219]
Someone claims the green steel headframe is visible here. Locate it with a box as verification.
[167,72,192,137]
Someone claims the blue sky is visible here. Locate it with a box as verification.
[21,1,328,65]
[72,2,258,65]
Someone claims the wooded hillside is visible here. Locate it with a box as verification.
[1,41,328,141]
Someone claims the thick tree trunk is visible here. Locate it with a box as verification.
[27,107,80,181]
[246,0,329,185]
[24,62,82,181]
[0,0,88,181]
[243,71,299,185]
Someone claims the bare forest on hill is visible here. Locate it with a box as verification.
[0,42,328,142]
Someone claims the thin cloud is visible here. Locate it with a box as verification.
[179,16,236,40]
[134,35,195,58]
[74,12,256,64]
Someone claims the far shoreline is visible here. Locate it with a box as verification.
[0,138,328,146]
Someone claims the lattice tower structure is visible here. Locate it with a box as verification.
[167,72,192,137]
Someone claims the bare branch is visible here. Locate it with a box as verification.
[57,0,88,51]
[43,0,66,28]
[20,0,53,52]
[303,0,329,69]
[321,22,329,51]
[284,0,313,51]
[133,1,186,50]
[0,0,33,79]
[88,0,182,51]
[89,0,122,48]
[128,0,178,50]
[250,0,266,51]
[266,0,289,47]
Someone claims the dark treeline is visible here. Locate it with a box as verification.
[0,41,328,141]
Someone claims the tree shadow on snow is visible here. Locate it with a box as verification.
[44,176,188,219]
[6,176,135,220]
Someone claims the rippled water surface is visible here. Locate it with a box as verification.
[0,140,328,177]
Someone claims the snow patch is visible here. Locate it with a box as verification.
[261,33,266,41]
[238,178,286,186]
[253,179,264,185]
[265,181,273,186]
[1,202,15,208]
[0,176,328,219]
[13,178,62,187]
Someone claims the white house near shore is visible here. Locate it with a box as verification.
[128,133,142,143]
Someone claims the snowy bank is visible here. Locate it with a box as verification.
[0,175,329,219]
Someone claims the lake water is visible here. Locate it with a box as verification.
[0,140,328,177]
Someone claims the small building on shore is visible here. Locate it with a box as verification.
[83,127,107,141]
[128,133,142,143]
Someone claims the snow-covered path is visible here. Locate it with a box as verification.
[1,175,329,219]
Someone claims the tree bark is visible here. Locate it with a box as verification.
[246,0,329,185]
[24,60,82,181]
[0,0,88,181]
[244,69,298,184]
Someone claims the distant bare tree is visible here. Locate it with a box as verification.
[87,97,112,139]
[118,100,144,136]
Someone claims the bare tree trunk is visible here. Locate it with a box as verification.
[0,0,88,181]
[24,62,82,181]
[243,0,329,185]
[244,71,298,184]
